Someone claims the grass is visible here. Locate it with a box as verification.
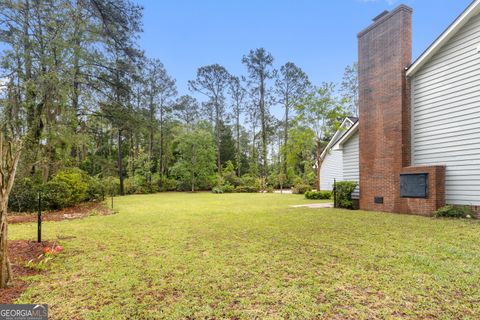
[9,192,480,319]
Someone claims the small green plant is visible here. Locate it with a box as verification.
[88,209,100,217]
[212,186,224,194]
[305,190,332,200]
[292,184,312,195]
[335,181,358,209]
[25,245,64,271]
[434,205,475,219]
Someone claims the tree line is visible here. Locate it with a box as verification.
[0,0,358,288]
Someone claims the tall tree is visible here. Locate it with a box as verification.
[155,64,176,176]
[228,76,246,176]
[242,48,275,183]
[174,95,199,129]
[143,59,176,176]
[90,0,144,194]
[275,62,310,175]
[0,82,24,288]
[188,64,230,174]
[294,83,345,190]
[171,126,216,192]
[340,62,359,117]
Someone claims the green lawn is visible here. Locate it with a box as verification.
[10,193,480,319]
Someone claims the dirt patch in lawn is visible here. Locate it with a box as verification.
[0,240,53,303]
[8,202,113,224]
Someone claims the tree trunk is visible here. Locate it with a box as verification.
[0,203,13,288]
[117,130,124,195]
[0,135,22,288]
[215,98,221,174]
[316,140,322,191]
[159,107,164,176]
[148,95,154,177]
[260,74,267,186]
[236,113,241,177]
[283,95,289,175]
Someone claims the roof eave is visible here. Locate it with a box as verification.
[406,0,480,77]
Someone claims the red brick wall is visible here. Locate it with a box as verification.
[357,5,445,215]
[399,166,445,216]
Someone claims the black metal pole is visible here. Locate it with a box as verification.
[333,178,337,209]
[37,192,42,243]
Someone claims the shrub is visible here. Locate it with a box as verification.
[155,175,178,192]
[222,161,241,186]
[292,184,312,195]
[235,175,261,193]
[103,176,120,196]
[235,185,259,193]
[266,186,274,193]
[123,178,137,195]
[212,186,223,194]
[86,176,106,201]
[222,184,235,193]
[335,181,358,209]
[305,190,332,200]
[9,178,39,212]
[42,180,72,210]
[434,205,475,219]
[51,169,89,205]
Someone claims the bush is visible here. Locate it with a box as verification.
[42,180,72,210]
[50,169,89,205]
[123,178,137,195]
[86,176,106,201]
[434,205,475,219]
[235,185,259,193]
[335,181,358,209]
[292,184,312,195]
[155,175,178,192]
[266,186,274,193]
[222,184,235,193]
[235,175,261,193]
[212,186,223,194]
[9,177,39,212]
[305,190,332,200]
[103,176,120,196]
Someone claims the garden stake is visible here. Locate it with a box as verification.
[333,178,337,209]
[37,192,42,243]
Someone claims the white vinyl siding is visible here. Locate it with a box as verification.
[342,131,360,199]
[411,12,480,205]
[342,131,360,182]
[320,150,343,191]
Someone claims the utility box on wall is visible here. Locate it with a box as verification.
[400,173,428,198]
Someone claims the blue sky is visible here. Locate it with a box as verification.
[137,0,472,99]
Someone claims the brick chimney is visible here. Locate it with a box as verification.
[357,5,445,215]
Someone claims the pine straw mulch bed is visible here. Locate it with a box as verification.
[0,240,53,303]
[8,201,113,224]
[2,202,113,303]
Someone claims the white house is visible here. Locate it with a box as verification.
[407,0,480,206]
[325,0,480,213]
[319,117,359,192]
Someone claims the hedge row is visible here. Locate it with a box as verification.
[9,169,106,212]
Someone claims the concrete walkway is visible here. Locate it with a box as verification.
[274,189,292,194]
[291,203,334,209]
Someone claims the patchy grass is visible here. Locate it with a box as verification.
[9,192,480,319]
